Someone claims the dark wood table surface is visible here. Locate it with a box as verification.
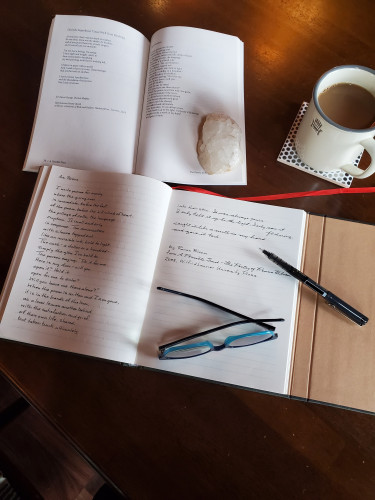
[1,1,375,498]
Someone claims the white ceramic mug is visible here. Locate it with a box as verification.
[295,65,375,178]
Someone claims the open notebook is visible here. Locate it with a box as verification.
[0,165,305,395]
[1,166,374,412]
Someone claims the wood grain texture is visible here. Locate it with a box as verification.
[0,374,106,499]
[0,1,375,498]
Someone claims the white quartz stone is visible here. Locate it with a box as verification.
[197,113,242,174]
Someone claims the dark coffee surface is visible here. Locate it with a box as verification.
[319,82,375,129]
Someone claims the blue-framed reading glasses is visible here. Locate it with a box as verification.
[157,287,283,360]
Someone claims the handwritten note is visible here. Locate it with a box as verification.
[173,203,293,239]
[137,190,307,395]
[1,166,307,395]
[163,202,294,280]
[19,178,129,334]
[1,167,171,362]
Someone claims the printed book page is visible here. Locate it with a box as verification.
[0,166,171,363]
[23,17,246,185]
[136,26,246,185]
[137,190,306,394]
[23,16,149,174]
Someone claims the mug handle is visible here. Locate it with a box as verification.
[341,137,375,179]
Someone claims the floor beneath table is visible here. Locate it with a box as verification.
[0,372,119,499]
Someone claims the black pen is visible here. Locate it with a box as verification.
[261,249,368,327]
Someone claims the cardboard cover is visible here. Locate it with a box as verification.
[291,215,375,412]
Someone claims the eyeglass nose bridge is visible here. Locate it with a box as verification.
[211,343,226,351]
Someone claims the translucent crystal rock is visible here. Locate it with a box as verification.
[197,113,242,174]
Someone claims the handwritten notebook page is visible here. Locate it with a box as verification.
[137,190,306,394]
[0,166,171,362]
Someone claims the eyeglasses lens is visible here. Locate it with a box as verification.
[164,343,212,359]
[227,332,274,347]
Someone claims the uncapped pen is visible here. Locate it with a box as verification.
[261,249,368,327]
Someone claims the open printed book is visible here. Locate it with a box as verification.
[0,166,307,395]
[23,15,246,185]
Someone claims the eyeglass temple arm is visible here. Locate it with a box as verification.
[157,287,284,328]
[157,287,284,350]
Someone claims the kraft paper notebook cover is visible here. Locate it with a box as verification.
[290,215,375,413]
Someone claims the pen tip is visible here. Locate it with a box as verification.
[260,249,272,258]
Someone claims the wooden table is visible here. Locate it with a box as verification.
[1,1,375,498]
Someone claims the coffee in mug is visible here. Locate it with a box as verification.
[295,65,375,178]
[318,83,375,130]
